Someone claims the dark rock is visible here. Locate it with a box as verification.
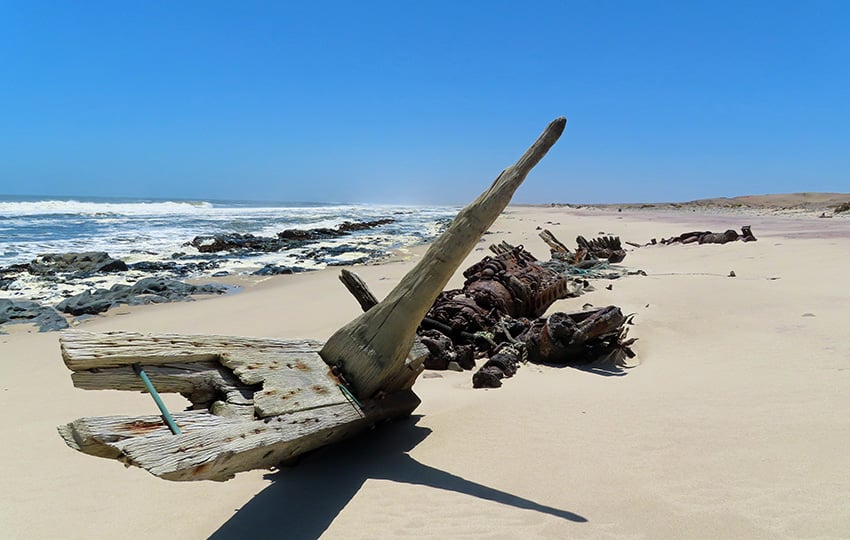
[0,298,68,332]
[252,264,294,276]
[129,260,223,276]
[2,263,30,273]
[56,290,114,316]
[278,228,339,241]
[336,218,394,233]
[187,233,287,254]
[189,219,396,254]
[28,252,128,276]
[56,277,227,316]
[130,261,180,273]
[472,366,504,388]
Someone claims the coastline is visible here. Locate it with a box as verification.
[2,204,849,538]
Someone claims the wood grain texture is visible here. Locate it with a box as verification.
[322,117,567,398]
[220,350,347,417]
[58,331,421,480]
[61,331,324,370]
[58,390,419,481]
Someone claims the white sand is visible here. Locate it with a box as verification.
[1,206,849,539]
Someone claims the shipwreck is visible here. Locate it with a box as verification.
[57,117,636,481]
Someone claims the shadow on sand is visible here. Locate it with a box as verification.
[210,415,586,539]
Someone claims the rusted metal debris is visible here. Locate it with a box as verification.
[653,225,757,246]
[538,229,627,264]
[422,245,583,339]
[418,238,638,388]
[577,235,627,263]
[472,307,636,388]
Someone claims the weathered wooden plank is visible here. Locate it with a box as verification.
[539,228,571,255]
[56,118,566,481]
[219,350,348,417]
[59,390,419,481]
[70,361,254,407]
[336,269,429,393]
[60,331,324,370]
[64,332,349,418]
[322,117,567,398]
[339,268,379,312]
[58,410,245,459]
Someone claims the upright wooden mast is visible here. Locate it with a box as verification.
[56,117,567,481]
[321,117,566,398]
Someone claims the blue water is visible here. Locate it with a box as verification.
[0,195,459,267]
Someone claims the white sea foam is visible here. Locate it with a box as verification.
[0,198,459,268]
[0,199,215,217]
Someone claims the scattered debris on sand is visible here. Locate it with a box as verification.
[644,225,757,246]
[416,229,640,388]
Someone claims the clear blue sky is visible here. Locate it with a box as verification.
[2,1,848,204]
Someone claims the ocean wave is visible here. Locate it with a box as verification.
[0,199,460,267]
[0,199,218,217]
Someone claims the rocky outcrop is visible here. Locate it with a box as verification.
[187,219,396,253]
[187,233,287,254]
[0,299,68,332]
[128,260,223,276]
[27,252,128,276]
[251,264,296,276]
[55,277,228,316]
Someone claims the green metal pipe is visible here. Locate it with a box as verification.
[133,364,182,435]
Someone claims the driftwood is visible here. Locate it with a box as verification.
[58,332,424,480]
[539,229,571,256]
[321,117,566,398]
[57,117,567,481]
[338,269,379,312]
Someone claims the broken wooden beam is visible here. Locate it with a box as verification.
[539,228,571,256]
[58,331,421,481]
[57,117,568,481]
[321,117,567,398]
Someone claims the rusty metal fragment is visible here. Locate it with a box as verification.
[659,225,757,245]
[576,235,627,263]
[418,239,640,389]
[424,245,581,336]
[523,306,634,364]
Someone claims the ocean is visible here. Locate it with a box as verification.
[0,195,459,307]
[0,195,459,265]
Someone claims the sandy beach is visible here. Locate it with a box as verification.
[1,204,849,539]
